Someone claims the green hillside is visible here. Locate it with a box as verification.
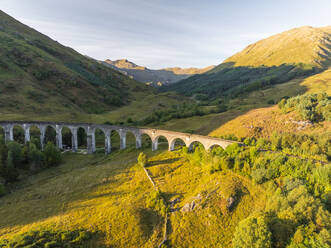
[0,10,154,116]
[163,26,331,102]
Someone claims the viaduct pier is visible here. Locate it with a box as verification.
[0,121,236,154]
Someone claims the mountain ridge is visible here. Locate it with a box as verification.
[220,25,331,69]
[102,59,215,86]
[164,25,330,101]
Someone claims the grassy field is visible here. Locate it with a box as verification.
[0,143,266,247]
[0,148,165,247]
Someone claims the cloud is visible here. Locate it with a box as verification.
[2,0,331,68]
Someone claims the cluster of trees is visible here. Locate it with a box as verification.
[278,93,331,122]
[0,229,93,248]
[0,136,62,196]
[163,63,319,103]
[220,132,330,162]
[178,136,330,247]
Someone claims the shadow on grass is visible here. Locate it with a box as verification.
[228,189,248,212]
[146,158,181,167]
[0,151,141,231]
[136,208,163,240]
[85,190,124,201]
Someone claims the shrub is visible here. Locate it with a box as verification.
[256,138,268,149]
[271,133,281,151]
[232,216,272,248]
[45,241,60,248]
[279,93,331,122]
[249,147,258,162]
[0,183,5,197]
[137,152,148,167]
[287,225,330,248]
[4,151,19,182]
[71,230,92,245]
[3,229,94,248]
[220,156,233,171]
[29,143,45,170]
[21,143,30,165]
[44,142,62,167]
[7,141,22,168]
[146,191,169,216]
[225,143,241,157]
[278,98,287,110]
[181,146,189,156]
[251,168,268,184]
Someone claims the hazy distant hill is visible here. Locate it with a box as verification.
[0,10,153,116]
[101,59,214,86]
[164,26,331,101]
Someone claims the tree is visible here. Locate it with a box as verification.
[21,143,30,165]
[7,141,22,168]
[44,142,62,167]
[29,143,45,170]
[232,216,272,248]
[30,137,41,150]
[0,183,5,197]
[137,152,147,167]
[4,151,19,182]
[0,136,8,176]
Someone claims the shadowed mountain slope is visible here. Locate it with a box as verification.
[0,10,153,116]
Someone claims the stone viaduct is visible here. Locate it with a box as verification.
[0,121,237,154]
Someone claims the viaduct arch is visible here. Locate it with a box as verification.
[0,121,237,154]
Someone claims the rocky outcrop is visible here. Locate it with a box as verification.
[181,194,203,212]
[226,196,236,211]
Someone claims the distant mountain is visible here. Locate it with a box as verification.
[0,10,152,116]
[164,26,331,101]
[101,59,215,86]
[164,66,216,75]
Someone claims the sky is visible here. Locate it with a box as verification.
[1,0,331,69]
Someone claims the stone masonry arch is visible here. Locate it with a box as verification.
[0,121,239,154]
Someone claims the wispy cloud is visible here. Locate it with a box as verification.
[2,0,331,68]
